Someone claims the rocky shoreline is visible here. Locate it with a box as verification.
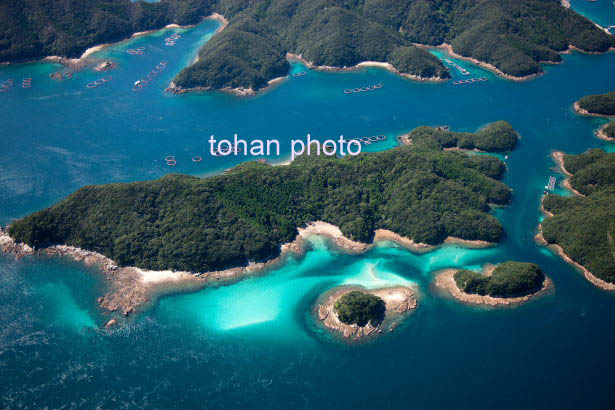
[0,220,497,327]
[167,75,287,97]
[0,226,289,327]
[316,285,418,340]
[552,151,585,196]
[434,266,553,307]
[596,123,615,142]
[535,224,615,291]
[536,158,615,292]
[573,101,615,118]
[285,53,448,82]
[432,43,545,81]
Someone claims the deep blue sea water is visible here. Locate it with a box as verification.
[1,17,615,410]
[570,0,615,30]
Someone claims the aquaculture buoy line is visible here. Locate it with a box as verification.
[165,155,176,166]
[348,134,388,145]
[132,61,168,92]
[21,78,32,89]
[452,77,488,85]
[164,33,181,47]
[343,83,383,94]
[0,79,14,92]
[163,144,247,165]
[441,58,470,76]
[211,143,243,156]
[126,46,146,55]
[85,75,112,89]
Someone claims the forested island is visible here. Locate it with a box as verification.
[317,286,417,340]
[6,123,516,274]
[540,149,615,288]
[406,120,518,153]
[575,91,615,116]
[1,0,613,93]
[435,262,551,305]
[454,262,545,297]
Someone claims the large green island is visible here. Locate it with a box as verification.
[6,123,517,275]
[0,122,519,317]
[539,149,615,290]
[1,0,613,93]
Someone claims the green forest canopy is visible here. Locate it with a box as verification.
[334,291,386,327]
[8,123,515,273]
[1,0,612,91]
[542,149,615,284]
[577,91,615,116]
[454,261,545,297]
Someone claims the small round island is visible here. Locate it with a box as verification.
[435,261,552,306]
[316,286,417,340]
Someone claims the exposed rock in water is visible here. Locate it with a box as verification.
[103,318,117,329]
[0,226,34,258]
[94,60,116,71]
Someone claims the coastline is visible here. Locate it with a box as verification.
[433,43,542,82]
[536,155,615,291]
[0,226,286,325]
[286,53,448,83]
[315,285,418,340]
[552,151,584,195]
[535,224,615,291]
[169,49,448,96]
[42,23,185,68]
[552,151,572,176]
[573,101,615,118]
[28,13,227,69]
[167,74,288,97]
[434,266,553,306]
[0,220,496,324]
[596,123,615,141]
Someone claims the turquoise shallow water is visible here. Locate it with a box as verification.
[1,19,615,409]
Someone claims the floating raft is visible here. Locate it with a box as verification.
[545,176,556,191]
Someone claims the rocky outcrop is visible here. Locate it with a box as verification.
[0,226,34,258]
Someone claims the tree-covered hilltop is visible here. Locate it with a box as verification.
[577,91,615,116]
[2,0,613,92]
[334,291,386,327]
[542,149,615,284]
[454,262,545,297]
[8,125,514,273]
[173,3,451,90]
[176,0,614,90]
[408,121,519,153]
[0,0,212,62]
